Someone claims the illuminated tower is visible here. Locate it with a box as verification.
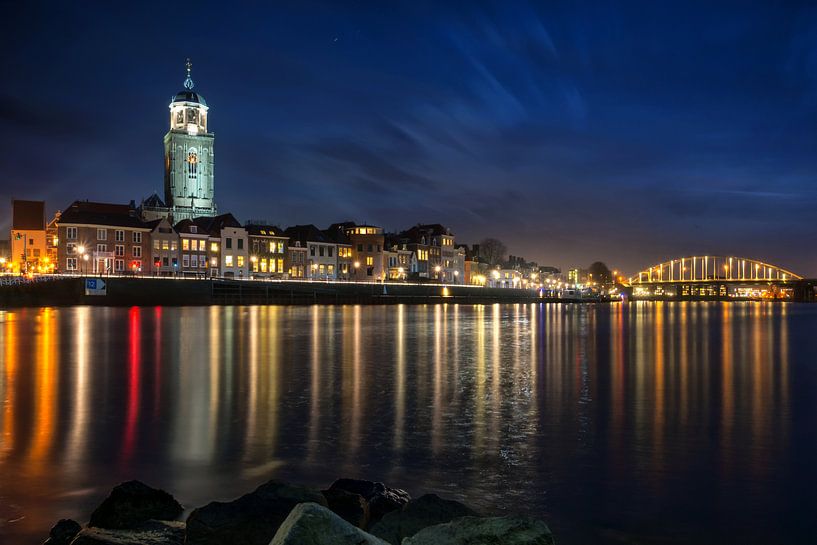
[163,59,216,220]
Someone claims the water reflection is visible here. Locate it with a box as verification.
[0,303,812,544]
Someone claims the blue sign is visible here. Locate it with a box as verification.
[85,278,107,296]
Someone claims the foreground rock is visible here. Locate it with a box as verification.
[88,481,183,529]
[70,520,184,545]
[402,515,555,545]
[327,478,410,525]
[321,487,370,528]
[369,493,478,545]
[270,502,389,545]
[185,480,327,545]
[43,519,81,545]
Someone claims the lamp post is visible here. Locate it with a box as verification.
[353,261,360,281]
[82,254,89,276]
[453,270,459,284]
[434,265,441,282]
[77,245,86,276]
[250,255,258,279]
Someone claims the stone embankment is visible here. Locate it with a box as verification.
[43,479,555,545]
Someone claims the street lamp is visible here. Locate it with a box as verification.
[78,245,86,275]
[434,265,441,282]
[250,255,258,277]
[353,261,360,280]
[82,253,89,276]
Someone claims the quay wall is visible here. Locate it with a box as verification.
[0,277,552,307]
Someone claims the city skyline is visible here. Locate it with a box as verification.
[2,2,817,274]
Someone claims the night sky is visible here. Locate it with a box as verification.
[2,1,816,275]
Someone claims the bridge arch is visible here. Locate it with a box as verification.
[629,256,802,284]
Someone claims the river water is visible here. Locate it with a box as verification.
[0,303,814,544]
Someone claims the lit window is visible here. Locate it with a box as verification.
[210,242,218,252]
[182,239,189,251]
[366,256,373,266]
[237,255,244,267]
[225,255,233,267]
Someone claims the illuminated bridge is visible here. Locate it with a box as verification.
[628,256,808,300]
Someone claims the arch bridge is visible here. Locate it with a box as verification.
[630,256,802,284]
[628,256,806,300]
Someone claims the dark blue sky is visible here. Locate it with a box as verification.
[2,1,816,274]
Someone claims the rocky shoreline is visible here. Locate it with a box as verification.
[43,479,555,544]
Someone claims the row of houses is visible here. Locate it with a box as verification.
[12,200,487,283]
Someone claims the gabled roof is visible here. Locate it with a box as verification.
[323,223,352,245]
[283,224,331,244]
[58,200,147,229]
[245,223,285,237]
[141,193,167,209]
[191,213,242,236]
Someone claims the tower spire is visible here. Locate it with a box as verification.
[184,58,194,90]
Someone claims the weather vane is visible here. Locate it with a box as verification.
[184,58,194,90]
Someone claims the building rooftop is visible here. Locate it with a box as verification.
[58,200,146,229]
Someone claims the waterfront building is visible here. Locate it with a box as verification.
[10,199,48,274]
[287,242,307,279]
[567,268,588,285]
[56,200,149,274]
[452,246,465,285]
[323,224,353,280]
[341,223,385,281]
[192,214,247,278]
[393,227,430,278]
[245,223,288,279]
[283,225,337,280]
[174,219,209,277]
[141,60,218,223]
[147,217,179,276]
[397,224,455,281]
[489,268,523,288]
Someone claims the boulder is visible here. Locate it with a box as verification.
[269,502,389,545]
[43,518,81,545]
[321,487,369,528]
[402,515,555,545]
[185,480,327,545]
[327,479,409,525]
[69,520,184,545]
[368,493,478,545]
[88,481,183,530]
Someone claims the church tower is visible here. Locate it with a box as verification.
[163,60,216,221]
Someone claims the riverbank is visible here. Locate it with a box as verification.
[43,479,555,545]
[0,276,585,307]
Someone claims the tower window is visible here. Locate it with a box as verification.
[187,150,198,179]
